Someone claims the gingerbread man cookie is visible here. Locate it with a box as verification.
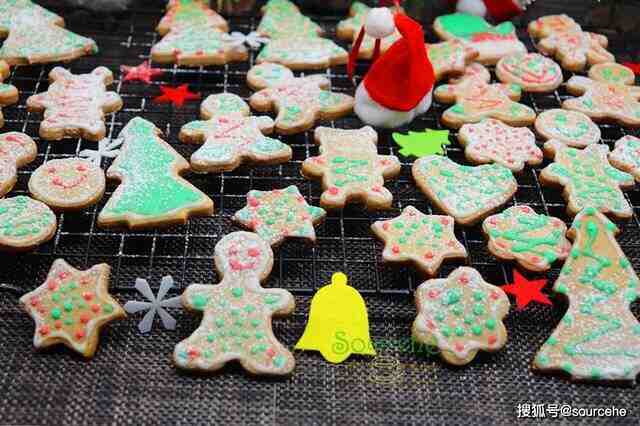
[540,140,634,219]
[458,119,543,173]
[248,63,354,135]
[19,259,125,358]
[496,52,563,93]
[174,231,296,376]
[534,109,601,150]
[483,205,571,272]
[0,60,18,129]
[256,38,348,71]
[0,196,56,252]
[257,0,322,39]
[609,135,640,182]
[413,267,510,366]
[26,67,123,141]
[371,206,467,276]
[527,14,582,38]
[302,126,401,210]
[0,131,37,197]
[412,155,517,226]
[434,63,536,129]
[563,63,640,128]
[180,93,291,173]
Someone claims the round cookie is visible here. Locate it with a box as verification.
[0,132,37,197]
[534,109,601,150]
[496,52,563,93]
[29,158,106,211]
[0,196,57,252]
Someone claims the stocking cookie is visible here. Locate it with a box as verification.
[458,119,543,172]
[413,267,510,365]
[233,186,326,246]
[0,60,18,129]
[19,259,125,358]
[302,126,401,210]
[540,141,634,219]
[534,109,600,150]
[412,155,517,225]
[0,131,37,197]
[174,232,295,376]
[248,63,354,135]
[26,67,123,141]
[0,196,56,252]
[533,208,640,383]
[610,135,640,182]
[371,206,467,276]
[28,158,105,211]
[256,38,348,71]
[180,93,291,173]
[257,0,322,39]
[563,63,640,128]
[482,205,571,272]
[496,52,563,93]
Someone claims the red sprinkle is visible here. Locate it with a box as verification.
[391,245,400,254]
[54,321,63,329]
[80,313,91,324]
[39,325,50,336]
[248,248,260,258]
[266,348,276,358]
[458,275,469,285]
[382,222,389,231]
[248,197,259,207]
[454,342,465,353]
[328,187,339,195]
[75,329,85,340]
[427,289,439,299]
[82,292,94,301]
[47,280,58,291]
[488,335,497,345]
[30,297,40,307]
[424,252,434,260]
[188,348,200,358]
[91,304,101,313]
[440,217,449,225]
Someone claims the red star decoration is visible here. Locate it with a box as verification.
[622,62,640,75]
[120,61,164,84]
[501,269,551,310]
[153,84,201,107]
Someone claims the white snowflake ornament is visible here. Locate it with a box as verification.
[124,276,183,333]
[79,137,123,167]
[222,31,269,50]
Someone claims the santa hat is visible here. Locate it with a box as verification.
[348,6,435,112]
[451,0,527,22]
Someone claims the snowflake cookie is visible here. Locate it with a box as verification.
[609,135,640,182]
[0,131,36,197]
[0,60,18,129]
[534,109,601,150]
[0,196,56,252]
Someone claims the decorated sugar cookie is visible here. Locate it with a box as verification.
[0,0,63,37]
[256,38,348,71]
[248,63,354,135]
[458,119,543,172]
[483,205,571,272]
[371,206,467,276]
[0,60,18,129]
[527,14,581,38]
[234,186,326,246]
[540,141,634,219]
[496,52,563,93]
[302,126,401,210]
[413,267,510,365]
[0,196,56,252]
[156,0,228,35]
[533,208,640,383]
[19,259,125,358]
[563,63,640,128]
[180,93,291,173]
[28,158,105,211]
[26,67,123,141]
[257,0,322,39]
[174,231,296,376]
[412,155,517,226]
[534,109,600,150]
[610,135,640,182]
[0,131,37,197]
[427,40,478,81]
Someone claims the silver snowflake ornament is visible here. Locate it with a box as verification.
[124,276,183,333]
[79,137,123,167]
[222,31,269,50]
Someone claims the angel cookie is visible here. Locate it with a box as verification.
[174,232,295,376]
[412,155,517,226]
[26,67,123,141]
[302,126,401,210]
[496,53,563,93]
[563,63,640,128]
[0,60,18,128]
[534,109,601,150]
[248,63,354,135]
[0,131,37,197]
[179,93,291,173]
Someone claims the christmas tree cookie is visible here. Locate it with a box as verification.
[179,93,291,173]
[174,232,296,376]
[257,0,322,39]
[0,0,63,37]
[19,259,125,358]
[413,267,510,365]
[233,186,326,246]
[0,60,18,129]
[540,141,634,219]
[156,0,228,35]
[412,156,517,226]
[0,196,56,252]
[610,135,640,182]
[302,126,401,210]
[371,206,467,276]
[98,117,214,229]
[533,208,640,383]
[0,131,36,197]
[483,205,572,272]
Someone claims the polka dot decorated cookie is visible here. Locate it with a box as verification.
[0,131,37,197]
[0,195,56,252]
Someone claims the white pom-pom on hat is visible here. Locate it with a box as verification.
[365,7,395,39]
[456,0,488,17]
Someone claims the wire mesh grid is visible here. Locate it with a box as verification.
[1,1,640,425]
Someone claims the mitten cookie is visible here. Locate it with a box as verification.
[302,126,401,210]
[0,196,56,252]
[248,63,354,135]
[0,131,37,197]
[609,135,640,182]
[496,52,563,93]
[534,109,601,150]
[0,60,18,128]
[26,67,123,141]
[174,232,296,376]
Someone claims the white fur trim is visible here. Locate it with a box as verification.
[365,8,395,39]
[456,0,488,17]
[354,83,433,129]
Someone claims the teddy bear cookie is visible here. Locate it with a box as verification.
[412,155,517,226]
[482,205,571,272]
[458,119,543,173]
[28,158,106,211]
[413,267,510,365]
[495,52,563,93]
[534,109,601,150]
[19,259,125,358]
[0,60,18,129]
[609,135,640,182]
[174,231,296,376]
[0,131,37,197]
[302,126,401,210]
[248,63,354,135]
[0,195,56,252]
[26,67,123,141]
[563,63,640,128]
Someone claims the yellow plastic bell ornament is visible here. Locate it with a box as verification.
[295,272,376,363]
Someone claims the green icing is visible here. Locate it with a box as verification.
[437,13,515,39]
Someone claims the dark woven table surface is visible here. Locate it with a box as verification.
[1,0,640,424]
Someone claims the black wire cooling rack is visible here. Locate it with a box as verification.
[1,1,640,424]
